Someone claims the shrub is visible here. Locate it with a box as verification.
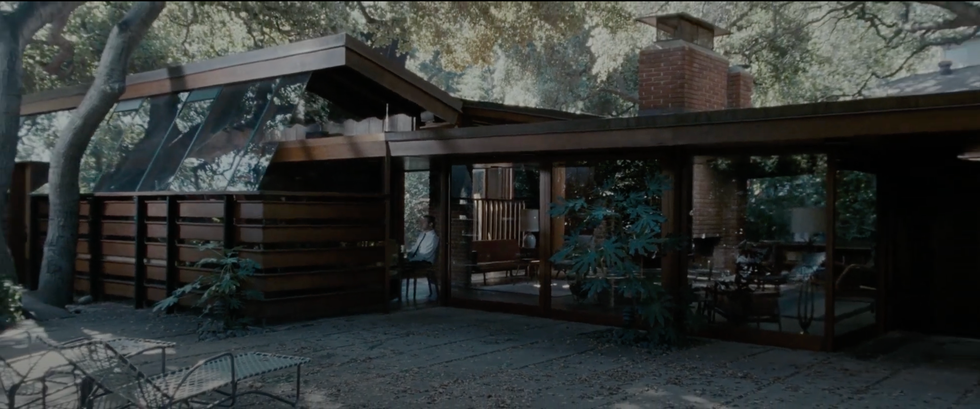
[550,174,696,348]
[0,279,23,330]
[153,245,263,336]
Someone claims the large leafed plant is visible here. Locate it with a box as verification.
[550,174,695,346]
[154,245,263,336]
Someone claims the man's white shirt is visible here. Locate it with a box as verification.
[408,230,439,263]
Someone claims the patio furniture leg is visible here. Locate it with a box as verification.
[294,364,302,407]
[229,354,238,407]
[412,276,418,301]
[79,377,95,409]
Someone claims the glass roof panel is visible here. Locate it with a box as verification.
[136,91,219,192]
[225,73,311,191]
[79,111,120,193]
[167,78,279,192]
[94,93,189,193]
[16,110,74,163]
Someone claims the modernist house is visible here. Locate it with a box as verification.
[9,14,980,351]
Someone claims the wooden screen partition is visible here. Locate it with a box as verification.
[32,191,388,323]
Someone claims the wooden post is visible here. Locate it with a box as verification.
[27,196,41,290]
[223,195,236,251]
[824,155,837,350]
[133,196,147,308]
[383,147,392,313]
[538,162,553,311]
[434,158,451,304]
[23,162,49,291]
[390,159,406,245]
[661,153,690,294]
[88,197,104,301]
[8,163,27,285]
[875,163,889,334]
[550,165,565,278]
[165,196,179,313]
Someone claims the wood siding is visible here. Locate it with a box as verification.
[29,191,388,322]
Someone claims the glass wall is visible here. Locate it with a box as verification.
[690,154,829,336]
[550,159,665,320]
[17,110,73,163]
[832,167,878,337]
[91,95,182,192]
[136,87,221,192]
[449,163,541,306]
[15,73,313,194]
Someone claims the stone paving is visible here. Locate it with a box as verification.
[2,302,979,408]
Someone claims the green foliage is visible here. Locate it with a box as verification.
[16,1,975,121]
[836,170,877,243]
[550,167,694,347]
[153,245,263,334]
[710,155,876,244]
[404,171,430,244]
[0,279,23,330]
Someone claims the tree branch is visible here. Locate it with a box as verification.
[911,1,980,31]
[41,9,75,78]
[353,1,381,25]
[10,1,83,51]
[599,87,639,104]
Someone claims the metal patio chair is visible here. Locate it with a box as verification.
[1,351,80,409]
[41,336,175,373]
[58,340,310,408]
[2,354,45,409]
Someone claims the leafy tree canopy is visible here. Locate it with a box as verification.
[10,1,980,117]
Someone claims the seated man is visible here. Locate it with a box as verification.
[405,215,440,300]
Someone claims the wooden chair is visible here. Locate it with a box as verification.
[403,262,438,302]
[402,243,440,302]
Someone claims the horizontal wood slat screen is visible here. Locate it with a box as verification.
[32,190,389,323]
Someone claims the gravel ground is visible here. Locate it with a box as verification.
[2,302,979,409]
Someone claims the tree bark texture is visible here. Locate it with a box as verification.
[36,1,166,307]
[0,2,82,281]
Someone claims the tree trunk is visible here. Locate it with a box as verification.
[0,2,83,281]
[36,2,166,307]
[0,32,21,280]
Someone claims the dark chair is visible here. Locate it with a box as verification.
[404,263,438,302]
[402,244,440,302]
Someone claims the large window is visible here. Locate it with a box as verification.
[449,163,541,307]
[17,110,73,163]
[136,88,220,192]
[91,95,185,193]
[690,154,831,336]
[16,73,314,194]
[225,74,310,191]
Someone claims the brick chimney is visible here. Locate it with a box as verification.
[636,13,752,115]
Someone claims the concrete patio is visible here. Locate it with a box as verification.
[2,302,978,408]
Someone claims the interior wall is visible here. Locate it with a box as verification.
[883,152,980,338]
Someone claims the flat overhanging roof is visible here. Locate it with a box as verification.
[382,89,980,157]
[20,33,464,124]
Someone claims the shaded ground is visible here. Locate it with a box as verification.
[2,302,979,408]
